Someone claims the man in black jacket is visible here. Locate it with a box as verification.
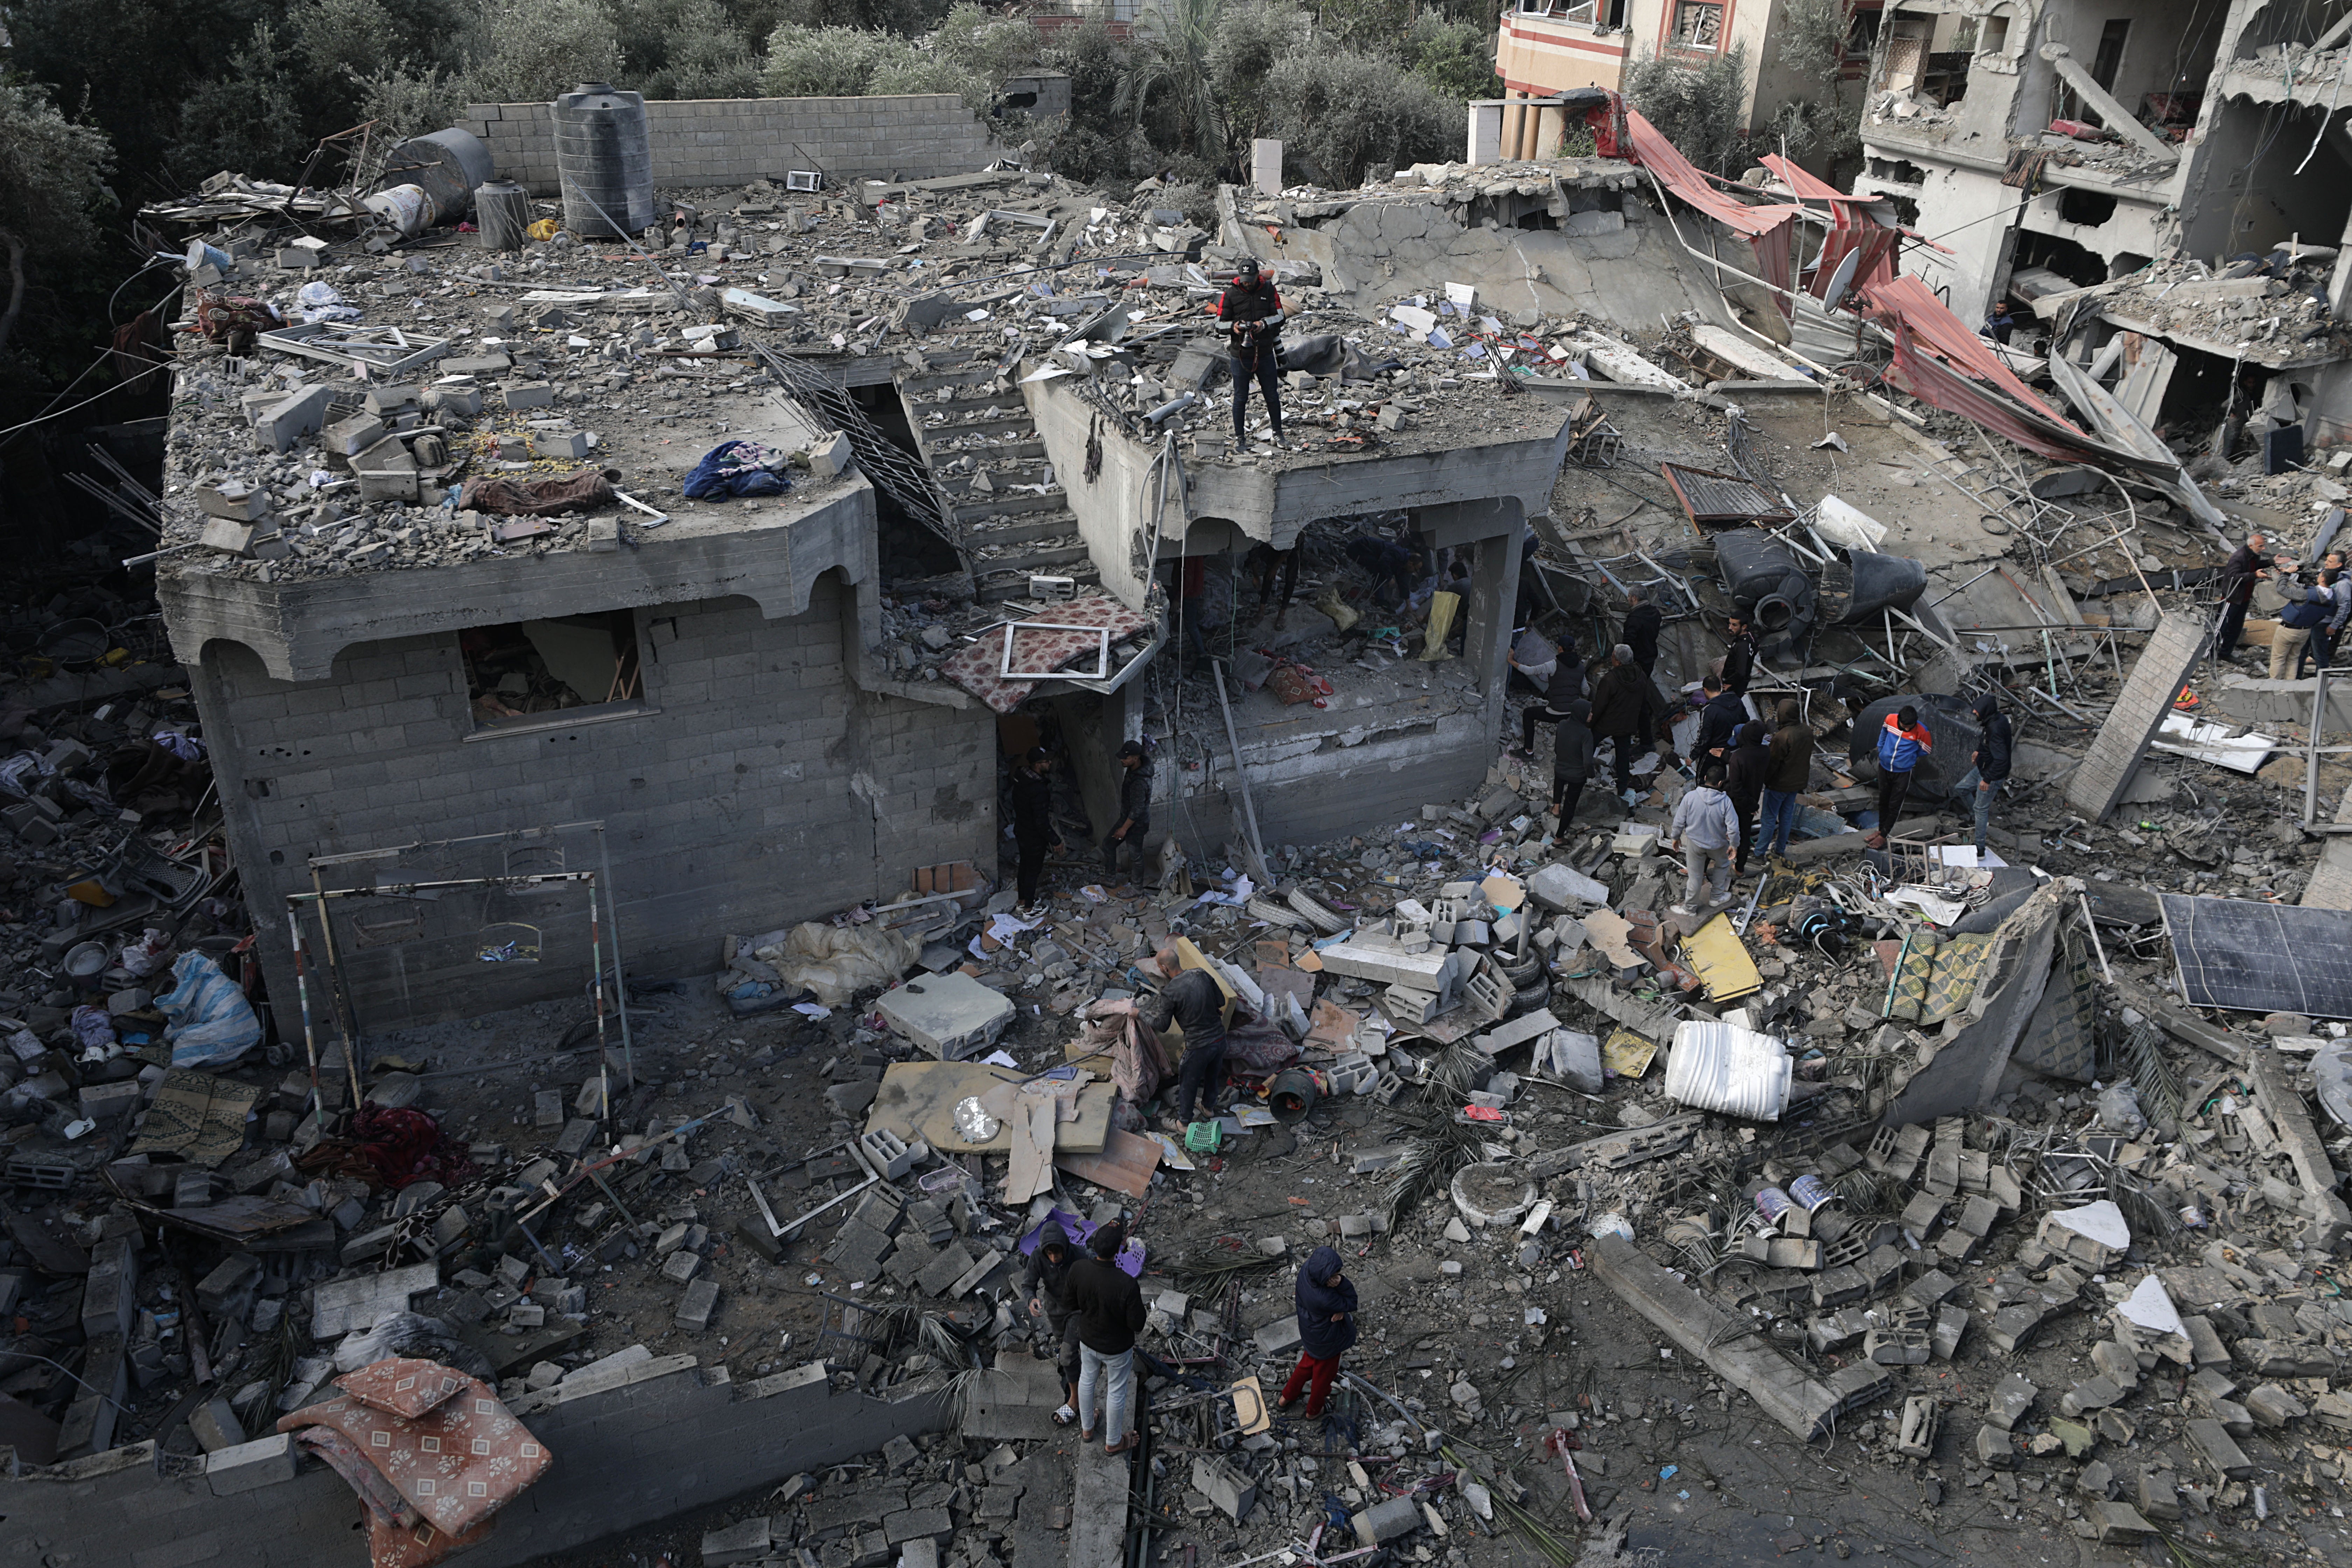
[1721,613,1757,696]
[1621,589,1662,673]
[1587,644,1658,802]
[1103,740,1150,875]
[1220,258,1287,449]
[1550,697,1596,825]
[1513,638,1586,758]
[1108,946,1231,1128]
[1009,748,1063,917]
[1276,1245,1358,1418]
[1022,1218,1083,1425]
[2216,531,2268,659]
[1695,674,1747,761]
[1064,1224,1148,1454]
[1958,689,2012,858]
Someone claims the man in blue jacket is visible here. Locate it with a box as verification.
[1275,1245,1358,1419]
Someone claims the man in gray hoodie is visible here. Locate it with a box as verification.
[1021,1218,1083,1426]
[1668,762,1741,916]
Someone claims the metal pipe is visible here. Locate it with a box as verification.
[306,864,365,1113]
[593,825,636,1090]
[285,908,330,1138]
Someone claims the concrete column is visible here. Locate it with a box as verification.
[1252,139,1284,197]
[1518,100,1546,161]
[2330,202,2352,318]
[1465,527,1523,705]
[1500,95,1528,163]
[1535,105,1567,159]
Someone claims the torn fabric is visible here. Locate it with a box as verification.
[459,468,618,516]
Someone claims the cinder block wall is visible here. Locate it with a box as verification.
[194,575,995,1028]
[464,95,1004,195]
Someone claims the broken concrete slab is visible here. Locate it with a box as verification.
[875,971,1016,1060]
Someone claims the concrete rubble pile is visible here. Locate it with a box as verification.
[18,86,2352,1568]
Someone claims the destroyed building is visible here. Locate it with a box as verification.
[1854,0,2352,446]
[7,62,2352,1568]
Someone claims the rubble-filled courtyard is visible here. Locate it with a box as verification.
[8,69,2352,1568]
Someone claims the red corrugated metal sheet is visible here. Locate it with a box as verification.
[1861,273,2080,430]
[1623,108,1801,239]
[1883,322,2163,470]
[1758,154,1897,298]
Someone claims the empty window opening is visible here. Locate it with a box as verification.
[1978,10,2010,55]
[462,612,641,728]
[2058,188,2117,226]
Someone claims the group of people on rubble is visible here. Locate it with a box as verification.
[1509,603,2014,919]
[2215,529,2352,679]
[1024,1212,1361,1457]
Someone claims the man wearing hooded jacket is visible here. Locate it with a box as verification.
[1954,690,2012,858]
[1276,1245,1359,1419]
[1021,1218,1083,1426]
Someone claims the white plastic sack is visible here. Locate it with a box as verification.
[1663,1019,1791,1121]
[752,921,920,1007]
[157,950,262,1068]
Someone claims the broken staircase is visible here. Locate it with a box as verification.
[899,349,1099,604]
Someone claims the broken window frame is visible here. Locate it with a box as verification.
[257,321,451,379]
[998,622,1113,681]
[1668,0,1726,50]
[459,609,651,734]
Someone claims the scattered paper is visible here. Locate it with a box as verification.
[791,1002,831,1019]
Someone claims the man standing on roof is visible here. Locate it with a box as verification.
[1220,258,1287,450]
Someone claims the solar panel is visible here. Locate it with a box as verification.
[2160,894,2352,1019]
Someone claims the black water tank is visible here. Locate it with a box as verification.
[1712,528,1814,632]
[554,83,654,238]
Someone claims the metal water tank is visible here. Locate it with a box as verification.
[475,180,532,250]
[553,83,654,238]
[382,126,495,226]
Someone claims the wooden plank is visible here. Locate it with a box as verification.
[867,1062,1115,1155]
[1003,1094,1056,1205]
[1054,1127,1162,1197]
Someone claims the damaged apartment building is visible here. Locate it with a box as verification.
[135,92,1698,1033]
[1855,0,2352,445]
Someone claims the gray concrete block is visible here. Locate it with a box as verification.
[874,971,1014,1060]
[205,1432,298,1495]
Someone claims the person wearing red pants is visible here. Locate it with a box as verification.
[1276,1245,1359,1418]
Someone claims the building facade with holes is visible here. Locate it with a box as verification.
[1856,0,2352,360]
[1490,0,1875,162]
[160,472,997,1029]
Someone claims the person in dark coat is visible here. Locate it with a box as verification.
[1276,1245,1359,1418]
[1103,740,1150,875]
[1758,698,1811,860]
[1695,674,1746,761]
[1720,613,1757,696]
[1725,720,1769,875]
[2216,531,2268,659]
[1958,689,2013,858]
[1586,644,1658,801]
[1621,589,1663,673]
[1063,1225,1147,1453]
[1109,946,1231,1127]
[1346,533,1417,608]
[1515,646,1587,758]
[1219,258,1287,449]
[1551,697,1596,825]
[1009,748,1064,917]
[1022,1218,1084,1423]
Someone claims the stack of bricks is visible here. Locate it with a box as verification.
[461,94,1005,196]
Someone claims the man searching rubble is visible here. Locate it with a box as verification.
[1102,945,1230,1130]
[1219,258,1287,450]
[1103,740,1150,875]
[2215,531,2268,661]
[1022,1217,1084,1428]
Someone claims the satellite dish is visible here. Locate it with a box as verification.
[1822,247,1863,312]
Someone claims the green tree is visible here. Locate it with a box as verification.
[760,23,905,94]
[0,76,115,357]
[1114,0,1230,168]
[1622,41,1750,174]
[462,0,623,103]
[1768,0,1860,178]
[1404,14,1500,101]
[1263,46,1450,186]
[1204,0,1305,152]
[170,21,310,183]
